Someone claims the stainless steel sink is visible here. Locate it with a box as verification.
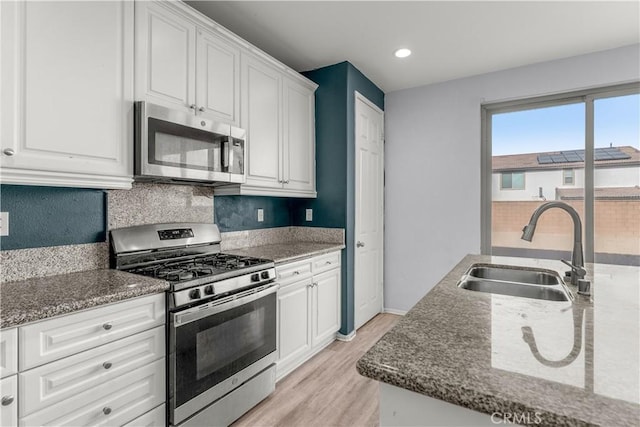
[466,264,562,286]
[457,263,572,302]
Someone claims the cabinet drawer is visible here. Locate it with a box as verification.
[20,326,164,416]
[19,293,165,370]
[0,375,18,427]
[276,259,312,287]
[311,251,341,274]
[0,328,18,378]
[20,358,165,427]
[123,403,166,427]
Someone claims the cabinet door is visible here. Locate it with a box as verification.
[312,268,341,346]
[19,294,165,371]
[123,403,165,427]
[19,359,165,427]
[135,1,196,111]
[0,1,133,189]
[20,326,164,417]
[0,375,17,427]
[283,77,316,192]
[0,328,17,379]
[242,54,282,188]
[196,29,240,125]
[277,279,312,370]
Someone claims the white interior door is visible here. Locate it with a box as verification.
[354,92,384,330]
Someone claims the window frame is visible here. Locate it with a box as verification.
[500,171,525,190]
[562,169,575,186]
[480,82,640,262]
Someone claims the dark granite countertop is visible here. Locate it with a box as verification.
[0,269,168,329]
[225,242,345,264]
[357,254,640,426]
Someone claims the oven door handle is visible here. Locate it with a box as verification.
[172,283,278,326]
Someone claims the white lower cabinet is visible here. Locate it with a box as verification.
[0,375,18,427]
[0,328,18,379]
[12,294,166,427]
[276,251,341,380]
[124,404,166,427]
[20,359,165,427]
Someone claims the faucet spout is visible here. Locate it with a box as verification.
[521,201,585,285]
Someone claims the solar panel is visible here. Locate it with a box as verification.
[536,147,630,164]
[537,155,553,164]
[564,153,582,162]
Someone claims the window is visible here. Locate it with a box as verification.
[482,83,639,266]
[563,169,575,185]
[501,172,525,189]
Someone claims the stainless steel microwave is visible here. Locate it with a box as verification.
[134,101,245,185]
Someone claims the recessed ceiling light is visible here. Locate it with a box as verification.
[394,48,411,58]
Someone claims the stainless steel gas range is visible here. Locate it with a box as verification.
[109,223,277,427]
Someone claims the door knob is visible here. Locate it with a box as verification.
[1,396,14,406]
[356,241,365,248]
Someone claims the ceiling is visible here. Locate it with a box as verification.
[186,1,640,93]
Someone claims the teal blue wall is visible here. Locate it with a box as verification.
[0,185,107,250]
[214,195,293,232]
[301,61,384,335]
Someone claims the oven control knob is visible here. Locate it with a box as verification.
[251,273,260,282]
[261,271,270,280]
[189,288,201,300]
[204,285,214,295]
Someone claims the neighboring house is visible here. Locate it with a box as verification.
[492,145,640,201]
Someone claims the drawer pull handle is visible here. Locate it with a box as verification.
[103,362,112,369]
[102,323,112,330]
[103,407,112,415]
[325,261,332,265]
[293,271,300,275]
[3,149,15,156]
[1,396,14,406]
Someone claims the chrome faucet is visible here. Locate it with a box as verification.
[521,201,586,287]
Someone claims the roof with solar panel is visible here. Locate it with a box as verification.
[492,145,640,172]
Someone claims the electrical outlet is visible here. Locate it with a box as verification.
[0,212,8,236]
[257,209,264,222]
[305,209,313,222]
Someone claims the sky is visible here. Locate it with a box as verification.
[492,93,640,156]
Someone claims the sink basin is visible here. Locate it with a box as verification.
[457,263,572,302]
[466,264,562,286]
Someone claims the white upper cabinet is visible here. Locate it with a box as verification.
[215,53,317,198]
[242,54,283,189]
[196,29,240,124]
[135,1,240,125]
[135,1,196,112]
[0,1,134,189]
[283,76,316,193]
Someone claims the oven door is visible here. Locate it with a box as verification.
[169,284,278,425]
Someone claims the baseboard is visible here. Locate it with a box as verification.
[336,330,356,342]
[383,308,407,316]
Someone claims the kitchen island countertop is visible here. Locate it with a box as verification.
[0,269,168,329]
[357,254,640,426]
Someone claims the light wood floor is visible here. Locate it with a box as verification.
[232,313,401,427]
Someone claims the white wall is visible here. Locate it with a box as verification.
[384,44,640,312]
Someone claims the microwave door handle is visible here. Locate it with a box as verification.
[222,138,230,169]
